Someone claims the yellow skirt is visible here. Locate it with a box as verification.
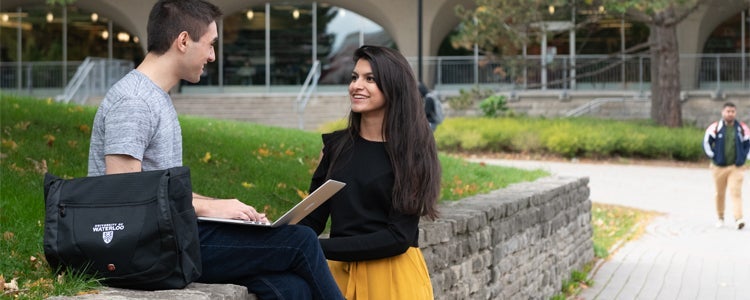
[327,247,433,300]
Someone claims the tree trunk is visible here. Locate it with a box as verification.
[649,9,683,127]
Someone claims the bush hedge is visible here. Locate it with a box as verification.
[435,117,706,161]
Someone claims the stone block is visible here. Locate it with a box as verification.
[46,283,253,300]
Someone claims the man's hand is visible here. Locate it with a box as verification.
[193,195,268,222]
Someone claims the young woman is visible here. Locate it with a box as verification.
[299,45,441,299]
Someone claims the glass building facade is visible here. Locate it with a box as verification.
[1,2,747,90]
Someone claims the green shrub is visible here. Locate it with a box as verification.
[478,95,508,118]
[543,130,580,158]
[434,117,706,161]
[317,117,347,133]
[446,86,494,110]
[579,129,617,157]
[458,130,488,149]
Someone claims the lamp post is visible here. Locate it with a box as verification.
[418,0,423,83]
[17,7,22,92]
[742,9,746,88]
[63,5,67,87]
[108,20,113,60]
[312,2,317,66]
[265,3,270,92]
[570,1,576,90]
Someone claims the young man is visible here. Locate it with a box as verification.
[86,1,343,298]
[703,102,750,230]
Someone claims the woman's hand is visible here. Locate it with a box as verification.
[193,194,268,222]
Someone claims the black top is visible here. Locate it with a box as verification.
[299,131,420,262]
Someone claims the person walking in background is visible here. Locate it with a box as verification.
[87,0,343,298]
[299,45,441,299]
[702,102,750,230]
[419,82,444,131]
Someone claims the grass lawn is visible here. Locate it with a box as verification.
[1,95,547,298]
[2,94,661,299]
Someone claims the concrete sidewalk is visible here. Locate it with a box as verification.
[467,157,750,300]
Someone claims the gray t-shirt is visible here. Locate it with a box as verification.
[87,70,182,176]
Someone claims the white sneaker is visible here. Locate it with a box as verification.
[716,220,724,228]
[737,219,746,230]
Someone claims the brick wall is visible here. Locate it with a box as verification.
[421,176,593,299]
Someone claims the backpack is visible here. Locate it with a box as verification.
[424,91,444,125]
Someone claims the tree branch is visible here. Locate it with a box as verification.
[665,0,708,27]
[491,41,654,90]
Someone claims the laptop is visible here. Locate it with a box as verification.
[197,179,345,228]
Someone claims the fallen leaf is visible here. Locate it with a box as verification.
[200,152,211,163]
[14,121,30,130]
[79,124,91,134]
[25,158,47,174]
[1,139,18,151]
[27,277,53,289]
[3,277,19,292]
[76,289,101,295]
[44,134,56,147]
[257,147,270,157]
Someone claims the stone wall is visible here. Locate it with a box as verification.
[420,176,593,300]
[47,175,592,300]
[124,89,750,132]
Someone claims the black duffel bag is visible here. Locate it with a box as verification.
[43,166,201,290]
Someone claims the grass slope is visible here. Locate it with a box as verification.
[1,95,546,298]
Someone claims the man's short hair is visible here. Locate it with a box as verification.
[724,102,736,108]
[147,0,222,54]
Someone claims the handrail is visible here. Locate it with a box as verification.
[565,96,649,117]
[55,57,95,103]
[54,57,133,104]
[295,60,321,129]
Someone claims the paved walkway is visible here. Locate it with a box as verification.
[467,157,750,300]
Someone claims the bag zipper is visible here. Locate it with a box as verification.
[57,198,158,218]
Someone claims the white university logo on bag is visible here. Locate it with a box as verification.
[92,223,125,244]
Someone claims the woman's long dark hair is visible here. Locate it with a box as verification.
[326,45,440,220]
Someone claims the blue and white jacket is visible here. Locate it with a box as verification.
[703,120,750,166]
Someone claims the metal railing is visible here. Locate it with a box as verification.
[1,58,133,102]
[295,60,321,129]
[1,54,747,99]
[56,57,96,104]
[564,97,650,117]
[423,53,749,92]
[57,57,133,104]
[1,61,82,98]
